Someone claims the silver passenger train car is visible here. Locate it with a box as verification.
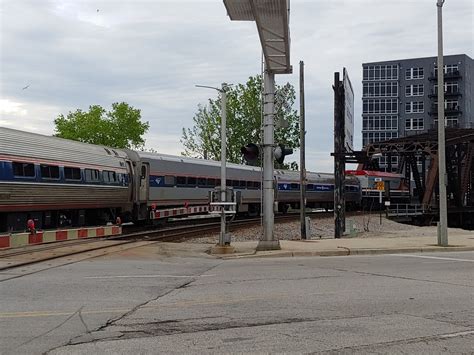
[139,152,263,216]
[0,127,362,232]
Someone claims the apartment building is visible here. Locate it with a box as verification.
[361,54,473,170]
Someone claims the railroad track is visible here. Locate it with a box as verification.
[0,211,335,270]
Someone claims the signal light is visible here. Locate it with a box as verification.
[274,144,293,164]
[241,143,260,163]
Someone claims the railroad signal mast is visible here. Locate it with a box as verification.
[241,143,293,165]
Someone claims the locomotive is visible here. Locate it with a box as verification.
[0,127,361,232]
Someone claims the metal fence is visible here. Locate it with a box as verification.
[387,203,431,217]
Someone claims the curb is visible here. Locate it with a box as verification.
[225,245,474,259]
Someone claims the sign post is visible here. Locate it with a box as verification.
[333,68,354,238]
[375,178,384,224]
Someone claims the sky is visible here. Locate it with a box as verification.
[0,0,473,173]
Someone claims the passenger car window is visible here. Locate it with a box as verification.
[176,176,186,185]
[40,165,60,179]
[207,178,216,187]
[64,167,81,180]
[164,175,175,186]
[187,177,196,186]
[197,177,207,187]
[85,169,100,182]
[13,162,35,177]
[103,170,117,184]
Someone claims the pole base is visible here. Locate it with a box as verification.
[210,245,235,255]
[256,240,281,251]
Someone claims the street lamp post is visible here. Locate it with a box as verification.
[436,0,448,246]
[196,83,232,249]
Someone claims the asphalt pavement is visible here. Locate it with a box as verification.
[1,243,472,354]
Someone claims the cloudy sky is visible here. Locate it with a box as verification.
[1,0,472,172]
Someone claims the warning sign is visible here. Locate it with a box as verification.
[376,181,385,191]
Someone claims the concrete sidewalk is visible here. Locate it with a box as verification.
[222,230,474,258]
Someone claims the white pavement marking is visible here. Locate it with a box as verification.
[394,254,474,263]
[84,274,216,279]
[439,329,474,339]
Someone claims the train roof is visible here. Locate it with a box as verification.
[0,127,128,169]
[275,170,334,180]
[346,170,403,178]
[138,151,263,173]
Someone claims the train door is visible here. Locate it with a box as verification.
[139,163,149,203]
[125,160,134,202]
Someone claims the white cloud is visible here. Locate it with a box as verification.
[0,99,28,116]
[0,0,472,173]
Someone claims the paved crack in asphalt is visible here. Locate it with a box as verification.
[47,260,225,353]
[311,329,474,354]
[326,267,474,288]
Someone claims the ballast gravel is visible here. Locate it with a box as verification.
[186,213,425,244]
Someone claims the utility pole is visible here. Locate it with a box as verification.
[437,0,448,246]
[196,83,234,253]
[220,82,228,247]
[299,61,307,239]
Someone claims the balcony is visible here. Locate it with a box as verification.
[429,104,462,116]
[430,121,460,130]
[429,70,462,81]
[428,90,462,99]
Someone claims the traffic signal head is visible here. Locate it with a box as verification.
[274,144,293,164]
[241,143,260,163]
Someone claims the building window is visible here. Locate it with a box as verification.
[405,101,424,113]
[446,100,459,110]
[363,82,398,97]
[363,65,398,81]
[434,64,459,75]
[434,100,459,110]
[405,67,424,80]
[405,118,424,130]
[362,131,398,147]
[362,99,398,114]
[362,115,398,131]
[434,83,459,94]
[378,155,399,167]
[405,84,424,97]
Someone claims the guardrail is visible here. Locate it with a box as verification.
[387,204,431,217]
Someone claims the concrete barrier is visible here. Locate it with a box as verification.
[0,225,122,250]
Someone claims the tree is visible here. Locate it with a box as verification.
[54,102,150,149]
[181,75,299,169]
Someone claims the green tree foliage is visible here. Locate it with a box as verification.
[54,102,149,149]
[181,75,299,169]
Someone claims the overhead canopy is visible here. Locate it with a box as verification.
[223,0,291,74]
